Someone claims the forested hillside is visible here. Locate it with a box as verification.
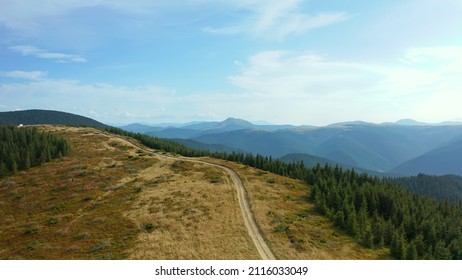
[107,127,462,259]
[0,126,70,177]
[309,166,462,260]
[389,174,462,203]
[279,153,389,177]
[0,110,108,129]
[171,138,248,154]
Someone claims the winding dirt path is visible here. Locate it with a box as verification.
[212,163,276,260]
[112,133,276,260]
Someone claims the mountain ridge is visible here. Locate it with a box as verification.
[390,138,462,176]
[3,109,461,177]
[117,117,462,175]
[0,109,108,129]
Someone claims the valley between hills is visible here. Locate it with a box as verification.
[0,126,386,259]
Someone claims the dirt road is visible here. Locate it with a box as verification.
[113,133,276,260]
[214,163,276,260]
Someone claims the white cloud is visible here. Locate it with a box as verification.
[0,0,349,42]
[355,0,462,58]
[9,45,87,63]
[0,0,210,25]
[203,0,349,40]
[3,46,460,126]
[230,51,381,96]
[0,77,219,124]
[2,70,48,81]
[228,46,462,125]
[0,73,294,124]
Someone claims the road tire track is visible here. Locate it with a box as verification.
[111,133,276,260]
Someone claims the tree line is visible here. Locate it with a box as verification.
[388,173,462,204]
[106,127,462,259]
[0,126,71,177]
[310,165,462,259]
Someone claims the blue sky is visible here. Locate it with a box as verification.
[1,0,462,125]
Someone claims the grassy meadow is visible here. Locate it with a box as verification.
[0,126,389,259]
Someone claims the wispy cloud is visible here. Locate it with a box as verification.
[0,0,217,28]
[0,77,184,123]
[203,0,349,40]
[229,46,462,124]
[9,45,87,63]
[0,0,349,43]
[2,70,48,81]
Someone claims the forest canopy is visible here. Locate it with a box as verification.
[0,126,70,177]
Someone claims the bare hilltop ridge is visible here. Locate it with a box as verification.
[0,125,384,259]
[2,110,462,260]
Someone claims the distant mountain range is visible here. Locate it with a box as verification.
[390,138,462,176]
[119,117,294,136]
[2,110,460,177]
[120,117,462,176]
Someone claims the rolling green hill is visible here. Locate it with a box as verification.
[390,139,462,176]
[0,110,108,129]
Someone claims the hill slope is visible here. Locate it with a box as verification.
[389,174,462,202]
[280,153,341,168]
[390,139,462,176]
[279,153,390,177]
[0,110,108,129]
[127,117,462,175]
[171,138,248,154]
[118,123,163,133]
[0,126,385,259]
[0,126,258,259]
[193,124,462,172]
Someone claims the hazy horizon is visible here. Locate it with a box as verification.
[1,1,462,126]
[111,116,462,127]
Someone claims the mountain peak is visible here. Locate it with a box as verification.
[210,118,256,131]
[395,119,428,126]
[328,121,375,127]
[221,117,253,125]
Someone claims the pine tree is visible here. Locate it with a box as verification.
[434,241,451,260]
[363,223,374,248]
[0,125,70,176]
[407,241,418,260]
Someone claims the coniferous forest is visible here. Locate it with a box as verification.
[106,127,462,259]
[310,166,462,260]
[388,174,462,203]
[0,126,70,177]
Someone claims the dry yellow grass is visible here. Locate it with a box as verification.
[0,125,389,260]
[202,158,391,259]
[0,126,258,259]
[125,160,258,259]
